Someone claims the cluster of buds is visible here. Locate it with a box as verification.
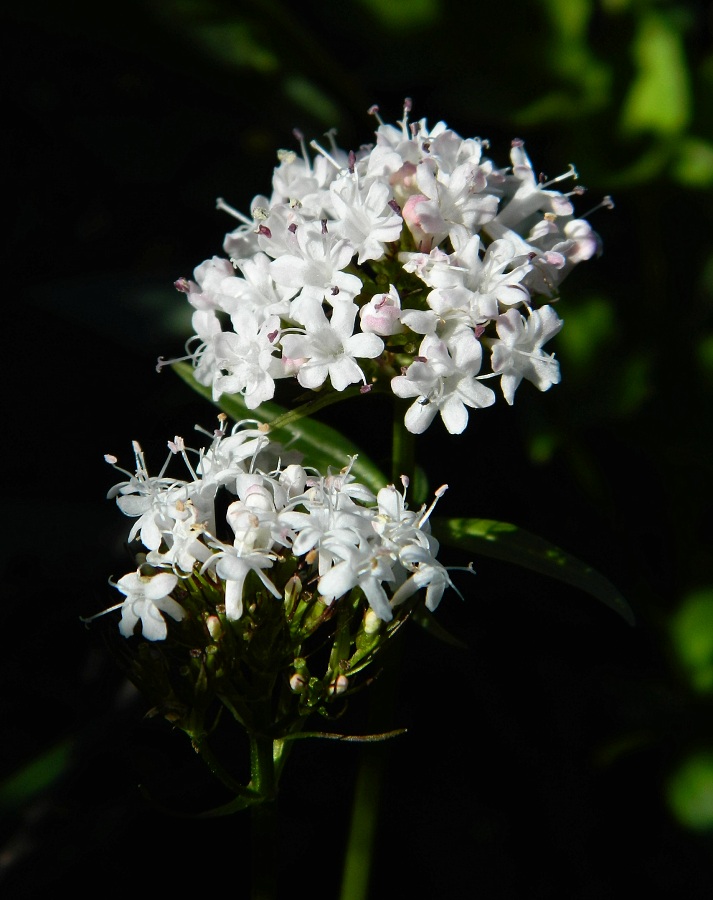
[84,416,459,737]
[162,98,609,435]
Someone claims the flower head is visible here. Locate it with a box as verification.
[161,99,607,438]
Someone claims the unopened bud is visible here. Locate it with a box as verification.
[290,673,307,693]
[328,674,349,695]
[284,575,302,606]
[364,609,382,635]
[206,616,222,640]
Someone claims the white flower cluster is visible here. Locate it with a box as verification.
[167,99,606,435]
[91,418,455,641]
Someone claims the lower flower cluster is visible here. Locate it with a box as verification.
[94,414,454,635]
[83,416,459,734]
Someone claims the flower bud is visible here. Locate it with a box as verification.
[328,674,349,695]
[206,615,222,640]
[364,609,382,635]
[284,575,302,607]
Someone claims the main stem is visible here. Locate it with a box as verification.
[249,734,279,900]
[339,403,415,900]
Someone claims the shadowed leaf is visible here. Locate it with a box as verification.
[431,516,634,625]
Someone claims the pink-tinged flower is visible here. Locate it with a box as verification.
[359,285,405,336]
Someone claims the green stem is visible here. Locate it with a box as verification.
[339,401,415,900]
[249,734,279,900]
[338,748,385,900]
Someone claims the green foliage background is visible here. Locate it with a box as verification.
[2,0,713,896]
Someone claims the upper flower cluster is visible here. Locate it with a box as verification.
[167,99,607,435]
[90,416,455,641]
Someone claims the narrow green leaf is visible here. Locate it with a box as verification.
[139,782,262,818]
[0,739,74,811]
[410,605,469,649]
[171,362,386,493]
[431,516,634,625]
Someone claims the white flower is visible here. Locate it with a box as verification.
[488,140,575,233]
[280,303,383,391]
[490,305,563,404]
[114,570,183,641]
[269,223,362,314]
[330,174,402,263]
[318,541,396,622]
[212,311,282,407]
[390,544,453,612]
[392,332,495,434]
[107,442,188,551]
[219,251,292,321]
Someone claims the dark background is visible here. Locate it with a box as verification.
[2,1,713,897]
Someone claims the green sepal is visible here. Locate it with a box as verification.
[171,361,386,493]
[431,516,635,626]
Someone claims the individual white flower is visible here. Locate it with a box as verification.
[212,311,283,407]
[392,332,496,434]
[145,500,212,573]
[490,305,563,404]
[488,139,575,233]
[106,442,189,551]
[114,570,183,641]
[206,547,280,621]
[219,252,292,321]
[270,223,362,317]
[390,544,454,613]
[406,157,499,245]
[330,173,402,263]
[188,309,223,388]
[280,302,383,391]
[317,540,396,621]
[203,497,281,620]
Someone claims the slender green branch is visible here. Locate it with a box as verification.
[340,402,415,900]
[191,734,252,797]
[269,385,365,431]
[249,734,279,900]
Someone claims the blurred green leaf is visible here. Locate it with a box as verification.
[697,334,713,381]
[557,295,616,374]
[171,361,387,493]
[431,516,634,625]
[670,588,713,692]
[620,11,691,136]
[196,22,278,72]
[666,750,713,832]
[673,137,713,187]
[283,76,342,125]
[514,0,611,123]
[0,739,74,812]
[355,0,438,28]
